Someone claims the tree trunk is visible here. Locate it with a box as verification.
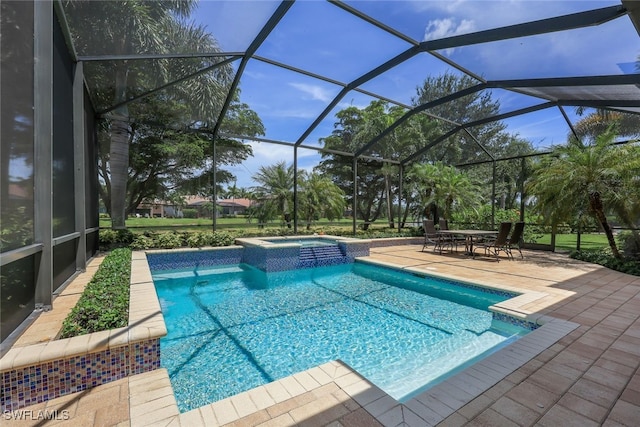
[109,65,130,229]
[401,193,412,228]
[384,173,394,229]
[110,118,130,228]
[589,192,621,259]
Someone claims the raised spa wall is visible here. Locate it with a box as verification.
[236,235,371,272]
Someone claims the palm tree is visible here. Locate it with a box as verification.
[225,181,241,201]
[528,128,636,259]
[238,187,254,200]
[407,162,480,222]
[299,172,346,229]
[64,1,232,228]
[435,165,482,221]
[407,162,440,220]
[252,162,295,228]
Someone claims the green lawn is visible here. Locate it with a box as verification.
[534,233,610,251]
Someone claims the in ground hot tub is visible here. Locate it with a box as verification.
[235,235,370,272]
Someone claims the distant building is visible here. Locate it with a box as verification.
[217,198,253,216]
[185,196,254,217]
[135,196,255,218]
[135,199,181,218]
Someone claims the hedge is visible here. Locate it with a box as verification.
[59,248,132,338]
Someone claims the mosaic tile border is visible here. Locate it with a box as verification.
[492,312,539,330]
[1,339,159,412]
[147,247,243,271]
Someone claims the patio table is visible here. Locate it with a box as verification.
[438,229,498,255]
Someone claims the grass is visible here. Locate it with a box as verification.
[534,233,609,251]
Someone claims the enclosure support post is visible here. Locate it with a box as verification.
[491,160,497,229]
[293,146,298,233]
[73,61,86,271]
[34,0,54,309]
[212,138,217,232]
[352,158,358,236]
[398,165,403,233]
[520,157,526,222]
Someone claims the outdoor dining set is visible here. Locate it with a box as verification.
[422,219,525,261]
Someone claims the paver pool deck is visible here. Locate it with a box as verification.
[3,244,639,426]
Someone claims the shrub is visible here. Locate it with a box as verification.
[130,234,155,250]
[617,231,640,260]
[210,231,234,246]
[182,208,198,219]
[185,231,234,247]
[59,248,131,338]
[185,232,206,247]
[99,229,135,250]
[570,248,640,276]
[155,231,183,249]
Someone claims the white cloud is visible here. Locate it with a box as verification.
[289,83,333,102]
[243,70,267,80]
[423,18,476,55]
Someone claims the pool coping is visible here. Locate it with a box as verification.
[0,251,166,411]
[132,250,579,426]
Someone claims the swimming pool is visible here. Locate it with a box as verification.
[152,262,532,413]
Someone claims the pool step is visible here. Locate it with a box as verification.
[297,245,348,268]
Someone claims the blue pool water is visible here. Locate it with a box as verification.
[153,262,530,412]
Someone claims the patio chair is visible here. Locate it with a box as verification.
[422,219,451,254]
[473,222,512,260]
[506,221,525,259]
[438,218,467,252]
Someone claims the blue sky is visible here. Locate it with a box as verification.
[194,0,639,189]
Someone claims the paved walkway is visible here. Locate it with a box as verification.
[4,246,640,426]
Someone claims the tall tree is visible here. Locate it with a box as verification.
[317,106,382,229]
[528,129,637,259]
[412,73,505,165]
[318,102,438,229]
[97,92,261,217]
[64,0,233,228]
